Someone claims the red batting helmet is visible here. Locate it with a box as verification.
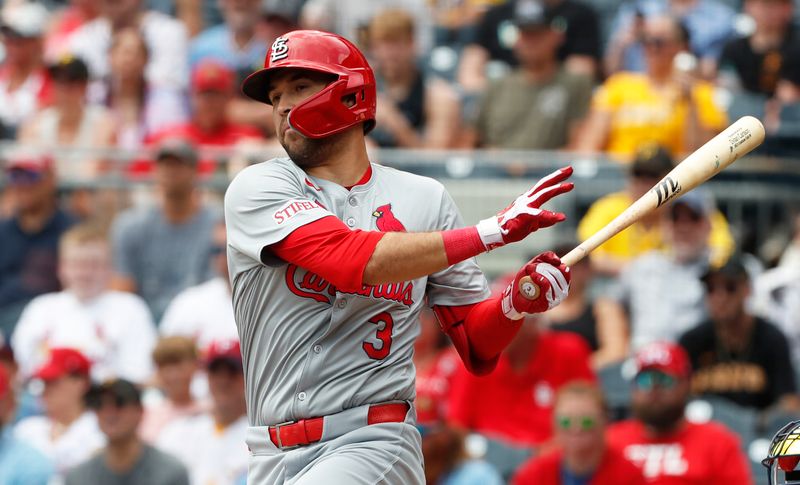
[241,30,376,139]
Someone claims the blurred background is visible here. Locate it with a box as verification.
[0,0,799,484]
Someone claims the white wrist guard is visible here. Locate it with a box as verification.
[476,217,504,250]
[501,285,525,321]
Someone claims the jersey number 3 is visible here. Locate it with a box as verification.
[363,312,394,360]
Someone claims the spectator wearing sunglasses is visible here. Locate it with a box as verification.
[577,14,727,161]
[66,378,190,485]
[607,341,752,484]
[513,380,645,485]
[595,188,718,352]
[0,150,75,338]
[679,256,800,412]
[159,221,238,349]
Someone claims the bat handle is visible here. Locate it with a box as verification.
[517,275,540,300]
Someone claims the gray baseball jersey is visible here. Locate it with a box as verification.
[224,157,490,428]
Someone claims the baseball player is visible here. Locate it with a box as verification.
[225,30,574,484]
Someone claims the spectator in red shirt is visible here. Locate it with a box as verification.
[148,60,263,175]
[0,3,53,139]
[606,341,753,485]
[149,60,262,143]
[513,380,646,485]
[447,313,595,449]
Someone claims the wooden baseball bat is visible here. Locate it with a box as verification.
[519,116,766,300]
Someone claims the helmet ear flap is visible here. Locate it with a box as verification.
[780,456,800,472]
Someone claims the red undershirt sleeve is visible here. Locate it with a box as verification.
[270,215,385,292]
[434,298,522,375]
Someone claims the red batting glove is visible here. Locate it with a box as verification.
[501,252,571,320]
[476,167,574,250]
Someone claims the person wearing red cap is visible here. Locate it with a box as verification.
[148,59,263,168]
[157,339,248,485]
[14,347,105,478]
[512,380,645,485]
[606,341,753,485]
[0,364,55,485]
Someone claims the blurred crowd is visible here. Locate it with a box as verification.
[0,0,799,484]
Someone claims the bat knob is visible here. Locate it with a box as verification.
[519,276,540,300]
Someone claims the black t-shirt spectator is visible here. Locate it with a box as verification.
[472,0,601,67]
[678,317,796,410]
[370,71,426,148]
[718,26,799,97]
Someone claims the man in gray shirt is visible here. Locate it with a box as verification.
[110,139,219,321]
[596,188,717,353]
[65,378,189,485]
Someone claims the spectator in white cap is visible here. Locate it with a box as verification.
[0,2,53,139]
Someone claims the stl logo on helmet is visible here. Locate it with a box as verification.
[270,37,289,63]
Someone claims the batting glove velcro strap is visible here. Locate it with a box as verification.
[476,167,574,251]
[502,251,571,320]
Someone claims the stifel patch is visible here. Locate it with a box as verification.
[273,200,325,224]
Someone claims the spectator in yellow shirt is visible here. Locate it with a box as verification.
[578,144,734,276]
[576,15,727,160]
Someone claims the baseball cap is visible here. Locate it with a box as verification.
[701,254,750,284]
[47,56,90,83]
[670,187,715,218]
[633,341,691,379]
[86,378,142,409]
[513,0,551,30]
[4,148,52,173]
[204,339,242,369]
[631,144,674,179]
[0,2,48,38]
[155,138,198,166]
[191,60,235,93]
[33,348,92,382]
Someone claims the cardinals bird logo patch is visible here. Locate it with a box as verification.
[373,204,406,232]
